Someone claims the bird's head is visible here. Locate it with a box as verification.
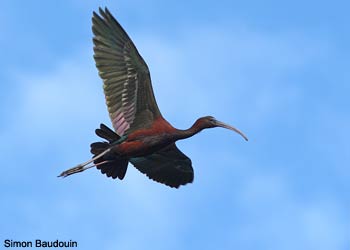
[195,116,248,141]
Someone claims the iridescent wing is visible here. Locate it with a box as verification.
[92,8,161,136]
[130,144,194,188]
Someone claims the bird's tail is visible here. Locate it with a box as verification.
[58,124,128,179]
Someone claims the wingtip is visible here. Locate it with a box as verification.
[105,7,111,16]
[57,172,66,178]
[97,6,111,16]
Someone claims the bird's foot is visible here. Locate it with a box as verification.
[58,164,85,178]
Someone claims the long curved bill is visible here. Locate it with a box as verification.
[215,120,248,141]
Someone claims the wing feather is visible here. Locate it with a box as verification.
[130,144,194,188]
[93,7,161,136]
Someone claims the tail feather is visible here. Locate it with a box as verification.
[95,123,120,142]
[90,142,109,155]
[90,124,129,180]
[96,158,128,179]
[58,123,128,180]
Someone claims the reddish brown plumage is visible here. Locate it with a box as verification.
[126,117,175,141]
[116,117,176,157]
[58,8,247,188]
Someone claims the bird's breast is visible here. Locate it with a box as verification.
[116,133,174,157]
[115,116,178,157]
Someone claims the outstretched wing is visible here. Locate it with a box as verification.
[92,7,161,136]
[129,144,194,188]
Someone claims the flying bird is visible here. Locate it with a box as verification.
[58,7,248,188]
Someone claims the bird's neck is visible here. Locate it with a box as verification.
[175,121,204,140]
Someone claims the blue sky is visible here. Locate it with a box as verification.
[1,0,349,249]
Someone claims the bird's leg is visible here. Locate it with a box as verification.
[58,148,111,178]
